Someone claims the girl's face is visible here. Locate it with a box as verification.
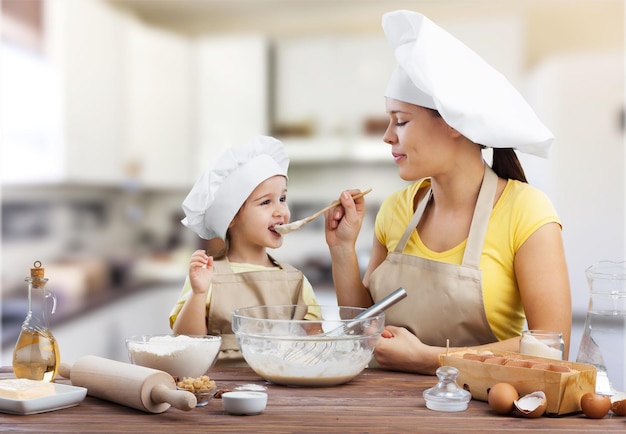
[229,175,290,250]
[382,98,456,181]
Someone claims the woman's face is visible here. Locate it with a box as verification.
[229,175,290,250]
[383,98,455,181]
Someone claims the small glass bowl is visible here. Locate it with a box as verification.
[177,386,217,407]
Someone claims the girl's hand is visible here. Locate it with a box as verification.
[189,249,214,294]
[374,326,440,375]
[324,190,366,248]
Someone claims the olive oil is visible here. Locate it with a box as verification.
[13,329,60,382]
[12,261,60,382]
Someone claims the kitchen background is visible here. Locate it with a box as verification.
[0,0,624,366]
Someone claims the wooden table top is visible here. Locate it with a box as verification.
[0,366,624,433]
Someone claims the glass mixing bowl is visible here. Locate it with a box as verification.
[232,305,384,387]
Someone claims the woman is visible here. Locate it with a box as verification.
[324,10,571,375]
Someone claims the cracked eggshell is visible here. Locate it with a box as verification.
[611,392,626,416]
[513,391,547,418]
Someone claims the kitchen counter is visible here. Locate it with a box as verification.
[1,366,624,432]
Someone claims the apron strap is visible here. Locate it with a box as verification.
[212,259,230,273]
[462,165,498,268]
[394,163,498,269]
[394,183,432,253]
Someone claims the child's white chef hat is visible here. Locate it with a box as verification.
[383,10,554,158]
[181,135,289,240]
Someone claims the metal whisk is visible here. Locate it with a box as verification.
[283,288,407,365]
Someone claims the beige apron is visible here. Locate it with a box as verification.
[209,256,307,367]
[369,165,498,347]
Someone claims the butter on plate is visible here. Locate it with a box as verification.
[0,379,56,400]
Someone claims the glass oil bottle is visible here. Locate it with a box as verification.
[12,261,60,382]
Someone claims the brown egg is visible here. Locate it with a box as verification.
[529,362,551,370]
[488,382,519,415]
[611,393,626,416]
[484,356,506,365]
[580,393,611,419]
[504,359,530,368]
[514,391,547,418]
[548,364,571,373]
[463,353,488,362]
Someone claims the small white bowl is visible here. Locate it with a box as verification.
[222,391,267,415]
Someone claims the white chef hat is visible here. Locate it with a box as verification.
[181,135,289,240]
[383,10,554,158]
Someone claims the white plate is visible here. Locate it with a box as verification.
[0,383,87,415]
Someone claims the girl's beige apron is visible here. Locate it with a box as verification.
[369,165,499,348]
[209,257,307,367]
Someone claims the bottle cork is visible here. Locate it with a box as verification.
[30,261,46,288]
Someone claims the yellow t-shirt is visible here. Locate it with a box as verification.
[169,262,319,328]
[374,179,561,341]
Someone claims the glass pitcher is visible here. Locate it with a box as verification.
[12,261,60,382]
[576,260,626,395]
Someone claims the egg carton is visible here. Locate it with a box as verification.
[439,349,596,415]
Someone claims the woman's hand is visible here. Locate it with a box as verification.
[324,190,367,249]
[374,326,441,375]
[189,249,214,294]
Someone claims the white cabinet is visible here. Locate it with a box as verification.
[47,0,127,185]
[274,35,394,139]
[193,35,269,177]
[125,19,193,189]
[274,17,525,164]
[272,35,396,166]
[2,0,193,188]
[1,0,125,185]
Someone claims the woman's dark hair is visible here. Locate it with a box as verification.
[428,108,528,183]
[491,148,527,183]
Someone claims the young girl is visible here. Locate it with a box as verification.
[169,135,320,366]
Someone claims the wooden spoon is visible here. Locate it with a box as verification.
[274,188,372,235]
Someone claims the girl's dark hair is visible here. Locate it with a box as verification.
[200,236,228,260]
[212,235,229,260]
[491,148,527,183]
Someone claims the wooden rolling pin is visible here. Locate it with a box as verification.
[58,355,196,413]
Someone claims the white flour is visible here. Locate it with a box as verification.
[240,337,374,386]
[127,335,221,378]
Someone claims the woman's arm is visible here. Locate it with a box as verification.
[325,190,373,308]
[374,222,572,374]
[375,327,523,375]
[514,222,572,358]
